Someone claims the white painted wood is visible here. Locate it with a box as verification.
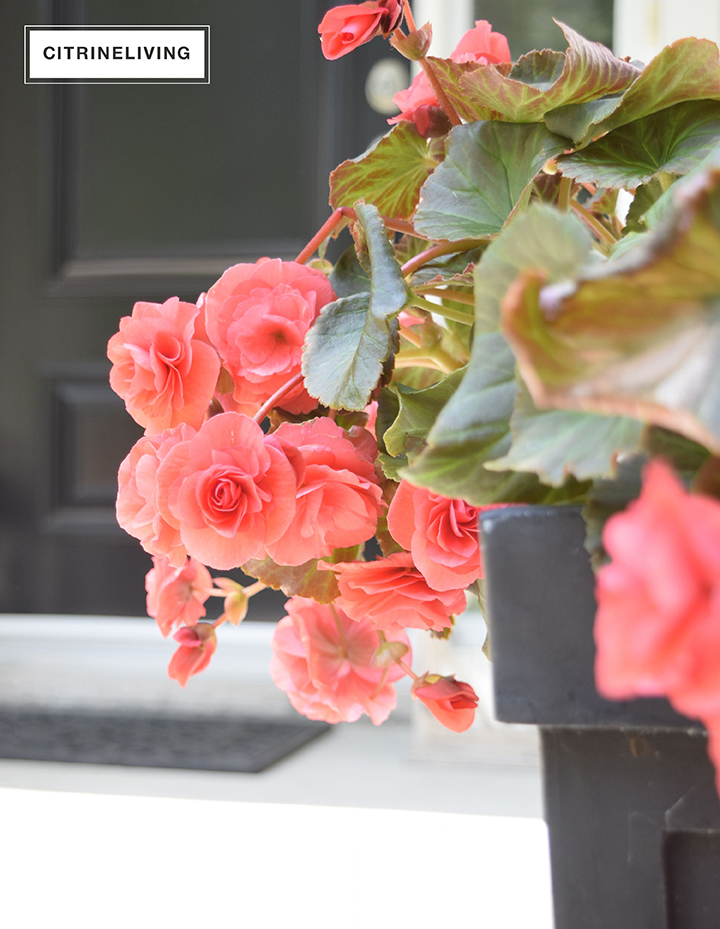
[614,0,720,61]
[412,0,474,58]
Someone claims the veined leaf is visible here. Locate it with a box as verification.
[431,22,638,125]
[302,202,408,410]
[559,100,720,188]
[242,546,362,604]
[502,169,720,453]
[329,123,439,221]
[329,245,370,297]
[401,332,589,504]
[414,121,566,240]
[474,204,594,334]
[383,367,466,458]
[486,379,643,485]
[547,37,720,144]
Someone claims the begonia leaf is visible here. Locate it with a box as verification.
[401,333,589,504]
[413,122,567,241]
[546,37,720,144]
[501,169,720,453]
[329,122,439,221]
[559,100,720,188]
[242,546,362,604]
[383,367,466,459]
[486,378,644,485]
[473,203,595,334]
[429,22,639,125]
[303,202,408,410]
[329,245,370,297]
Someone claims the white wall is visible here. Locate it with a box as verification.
[411,0,474,58]
[615,0,720,62]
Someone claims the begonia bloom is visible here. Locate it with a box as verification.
[270,596,409,725]
[168,623,217,687]
[267,418,384,565]
[116,425,196,566]
[412,674,479,732]
[108,297,220,435]
[204,259,335,416]
[319,2,402,60]
[390,20,511,130]
[331,553,466,632]
[388,480,484,591]
[155,412,297,570]
[595,460,720,717]
[145,555,213,637]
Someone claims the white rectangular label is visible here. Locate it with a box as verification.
[25,27,209,83]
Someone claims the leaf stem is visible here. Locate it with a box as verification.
[395,345,461,373]
[419,58,462,127]
[253,372,304,423]
[409,294,473,325]
[416,287,474,306]
[399,324,423,347]
[569,200,618,251]
[557,175,572,212]
[296,208,425,265]
[401,238,486,277]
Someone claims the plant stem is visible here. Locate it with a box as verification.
[401,0,417,31]
[398,659,418,681]
[409,294,473,325]
[419,58,462,127]
[395,345,461,373]
[401,238,486,277]
[569,200,618,251]
[253,372,304,423]
[416,287,474,306]
[557,175,572,212]
[399,324,423,347]
[296,208,425,265]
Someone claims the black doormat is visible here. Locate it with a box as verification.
[0,710,329,773]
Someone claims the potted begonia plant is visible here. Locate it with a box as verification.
[110,2,720,924]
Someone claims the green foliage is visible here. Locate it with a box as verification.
[243,546,363,604]
[302,202,408,410]
[329,123,439,221]
[559,100,720,188]
[502,169,720,453]
[429,21,639,124]
[414,122,567,240]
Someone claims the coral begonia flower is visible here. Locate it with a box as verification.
[412,674,479,732]
[108,297,220,435]
[155,412,297,570]
[390,20,510,130]
[270,596,410,725]
[168,623,217,687]
[267,418,384,566]
[204,259,335,416]
[594,460,720,718]
[388,480,486,591]
[145,555,213,637]
[319,1,402,60]
[117,424,196,566]
[330,552,466,633]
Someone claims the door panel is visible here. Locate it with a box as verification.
[2,0,398,614]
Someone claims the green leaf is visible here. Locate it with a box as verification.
[414,122,567,241]
[582,456,644,568]
[383,367,466,458]
[474,204,594,334]
[559,100,720,188]
[431,21,639,125]
[401,333,589,504]
[501,169,720,453]
[624,177,668,233]
[486,378,643,485]
[242,546,362,604]
[302,202,408,410]
[546,37,720,144]
[329,123,439,221]
[329,245,370,297]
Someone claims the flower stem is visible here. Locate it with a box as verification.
[398,659,418,681]
[295,208,348,264]
[253,371,304,423]
[569,200,618,251]
[401,0,417,31]
[401,238,486,277]
[399,324,423,347]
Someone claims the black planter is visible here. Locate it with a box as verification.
[480,506,720,929]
